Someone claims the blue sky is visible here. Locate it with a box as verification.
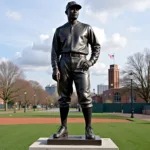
[0,0,150,93]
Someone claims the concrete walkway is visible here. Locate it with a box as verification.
[109,113,150,121]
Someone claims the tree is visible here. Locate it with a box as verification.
[13,79,35,112]
[42,96,52,110]
[34,88,48,105]
[0,61,25,111]
[50,92,59,107]
[29,80,43,108]
[21,80,34,112]
[12,79,26,110]
[121,49,150,103]
[29,80,42,90]
[29,80,45,105]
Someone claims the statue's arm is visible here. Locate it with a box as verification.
[88,26,101,66]
[51,29,60,71]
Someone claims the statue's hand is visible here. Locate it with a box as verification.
[81,60,93,71]
[52,68,60,82]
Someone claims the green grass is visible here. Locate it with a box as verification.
[0,119,150,150]
[0,109,14,112]
[0,111,127,119]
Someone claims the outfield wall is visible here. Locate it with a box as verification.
[92,103,150,114]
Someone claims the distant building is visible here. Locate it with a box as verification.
[0,98,4,104]
[102,88,145,103]
[93,64,145,103]
[0,89,4,104]
[45,84,57,95]
[108,64,119,89]
[97,84,108,94]
[92,94,103,103]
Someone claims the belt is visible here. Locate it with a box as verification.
[61,53,86,57]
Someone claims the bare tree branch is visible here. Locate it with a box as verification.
[121,48,150,103]
[0,60,25,110]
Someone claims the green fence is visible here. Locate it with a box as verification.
[92,103,150,114]
[122,103,150,114]
[92,103,103,113]
[103,103,123,113]
[0,104,12,109]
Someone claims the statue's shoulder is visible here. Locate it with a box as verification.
[56,23,69,30]
[54,23,69,34]
[78,21,91,28]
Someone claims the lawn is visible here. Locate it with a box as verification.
[0,110,127,119]
[0,119,150,150]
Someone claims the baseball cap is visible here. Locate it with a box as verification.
[65,1,82,12]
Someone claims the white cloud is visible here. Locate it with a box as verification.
[40,34,50,41]
[14,45,51,71]
[52,28,56,33]
[85,5,109,24]
[89,27,127,51]
[22,65,49,71]
[32,34,52,52]
[6,10,22,21]
[14,30,53,71]
[16,52,22,58]
[90,62,108,76]
[131,0,150,12]
[0,58,9,64]
[92,27,106,44]
[32,43,50,52]
[83,0,150,23]
[14,25,127,71]
[127,26,141,32]
[102,33,127,51]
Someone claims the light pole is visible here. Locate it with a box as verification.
[129,72,134,118]
[46,97,48,110]
[93,89,95,95]
[33,94,36,111]
[13,103,17,113]
[111,83,114,102]
[24,91,27,113]
[19,101,21,110]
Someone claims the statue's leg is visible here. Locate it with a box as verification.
[53,56,73,138]
[73,69,95,139]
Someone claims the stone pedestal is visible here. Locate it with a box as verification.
[47,135,102,146]
[29,137,119,150]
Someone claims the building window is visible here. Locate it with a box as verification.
[129,94,136,103]
[104,94,106,100]
[108,93,111,100]
[114,92,121,103]
[133,95,136,102]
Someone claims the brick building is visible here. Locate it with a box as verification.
[92,64,146,103]
[0,98,4,104]
[103,88,145,103]
[108,64,119,89]
[0,89,3,104]
[92,94,103,103]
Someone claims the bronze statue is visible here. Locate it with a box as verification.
[51,1,101,139]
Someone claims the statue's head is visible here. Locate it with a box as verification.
[65,1,82,20]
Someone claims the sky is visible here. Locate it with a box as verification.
[0,0,150,94]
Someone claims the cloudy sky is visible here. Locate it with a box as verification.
[0,0,150,93]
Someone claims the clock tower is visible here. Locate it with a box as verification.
[108,64,119,89]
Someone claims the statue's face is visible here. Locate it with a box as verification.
[66,6,79,20]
